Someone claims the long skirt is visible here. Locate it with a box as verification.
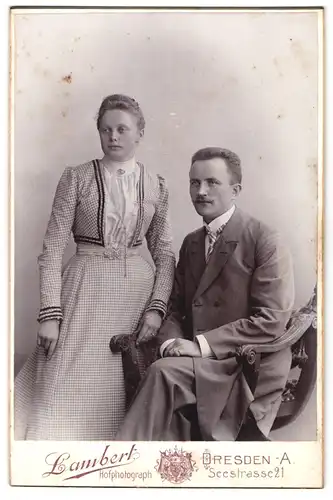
[14,245,155,440]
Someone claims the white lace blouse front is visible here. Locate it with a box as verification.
[102,157,140,249]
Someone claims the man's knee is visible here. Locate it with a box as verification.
[146,357,177,378]
[146,356,193,380]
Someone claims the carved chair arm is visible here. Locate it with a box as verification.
[236,312,315,366]
[236,285,317,366]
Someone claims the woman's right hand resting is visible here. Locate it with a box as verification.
[37,319,60,360]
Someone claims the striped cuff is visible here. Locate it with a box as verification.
[145,299,167,319]
[38,306,63,323]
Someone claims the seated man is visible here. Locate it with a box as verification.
[116,147,295,441]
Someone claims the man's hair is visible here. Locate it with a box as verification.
[191,147,242,185]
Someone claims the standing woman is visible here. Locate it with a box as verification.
[14,94,175,440]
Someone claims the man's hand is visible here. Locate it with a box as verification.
[136,311,162,346]
[164,338,202,358]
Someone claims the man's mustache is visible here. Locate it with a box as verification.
[195,197,213,203]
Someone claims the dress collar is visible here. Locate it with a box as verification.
[101,156,137,177]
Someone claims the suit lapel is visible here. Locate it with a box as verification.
[188,228,207,288]
[194,208,244,299]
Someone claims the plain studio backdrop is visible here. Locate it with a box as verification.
[12,10,319,439]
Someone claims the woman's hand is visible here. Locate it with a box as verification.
[136,311,162,346]
[37,319,60,360]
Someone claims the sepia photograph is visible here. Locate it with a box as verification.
[9,6,323,488]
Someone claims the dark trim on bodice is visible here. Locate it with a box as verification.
[130,162,144,247]
[74,159,145,248]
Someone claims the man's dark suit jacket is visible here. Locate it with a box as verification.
[159,207,295,439]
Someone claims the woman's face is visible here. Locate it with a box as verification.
[98,109,143,162]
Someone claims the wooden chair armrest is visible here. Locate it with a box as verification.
[236,312,315,365]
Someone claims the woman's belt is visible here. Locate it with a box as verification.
[76,243,144,260]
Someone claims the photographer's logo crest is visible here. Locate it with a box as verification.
[155,447,197,484]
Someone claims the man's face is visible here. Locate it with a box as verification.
[189,157,241,223]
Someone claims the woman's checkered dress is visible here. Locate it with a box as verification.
[14,160,175,440]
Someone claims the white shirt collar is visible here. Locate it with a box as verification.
[204,205,236,233]
[102,156,137,176]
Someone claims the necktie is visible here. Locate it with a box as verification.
[206,224,226,261]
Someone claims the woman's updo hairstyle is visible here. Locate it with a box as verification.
[96,94,145,131]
